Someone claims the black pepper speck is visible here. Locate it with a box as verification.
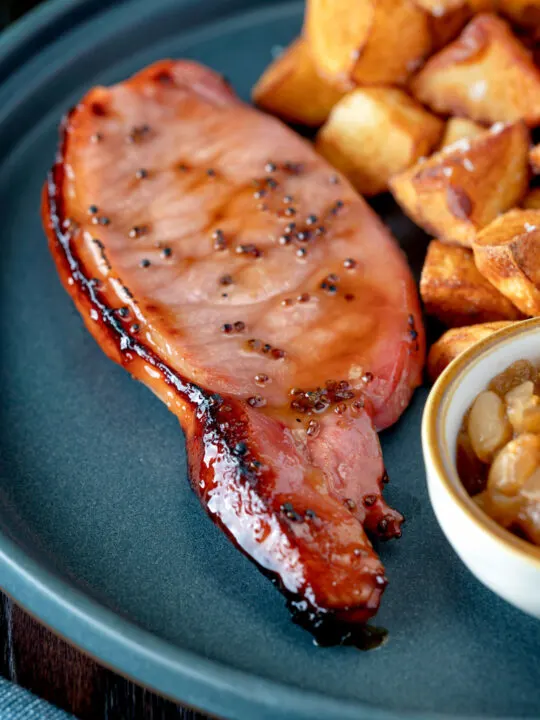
[284,162,302,174]
[281,502,302,522]
[129,226,147,239]
[213,229,226,250]
[234,441,247,456]
[248,395,267,408]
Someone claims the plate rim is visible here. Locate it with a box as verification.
[0,0,120,83]
[1,532,446,720]
[0,2,527,719]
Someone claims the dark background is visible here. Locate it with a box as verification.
[0,1,206,717]
[0,0,39,26]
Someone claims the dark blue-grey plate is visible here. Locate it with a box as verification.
[0,1,539,718]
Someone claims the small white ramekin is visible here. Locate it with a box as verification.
[422,318,540,619]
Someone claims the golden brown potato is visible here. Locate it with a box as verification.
[428,4,472,50]
[473,209,540,315]
[411,0,464,12]
[428,322,514,380]
[305,0,431,86]
[522,188,540,210]
[409,0,472,49]
[251,38,347,127]
[517,25,540,67]
[421,240,523,326]
[467,0,496,9]
[411,14,540,127]
[530,145,540,174]
[389,121,530,247]
[315,87,443,196]
[440,117,484,148]
[498,0,540,29]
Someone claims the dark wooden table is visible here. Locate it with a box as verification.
[0,3,209,718]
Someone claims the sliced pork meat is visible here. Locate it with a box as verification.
[42,60,424,643]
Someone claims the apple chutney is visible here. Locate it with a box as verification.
[457,359,540,546]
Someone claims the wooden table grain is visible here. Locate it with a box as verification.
[0,593,208,719]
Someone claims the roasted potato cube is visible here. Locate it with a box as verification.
[467,0,497,9]
[428,4,472,50]
[389,121,529,247]
[315,87,443,196]
[251,38,347,127]
[428,322,514,380]
[411,14,540,127]
[305,0,431,86]
[473,209,540,315]
[411,0,464,13]
[530,145,540,174]
[522,188,540,210]
[410,0,471,50]
[440,117,484,148]
[517,25,540,67]
[421,240,523,326]
[499,0,540,29]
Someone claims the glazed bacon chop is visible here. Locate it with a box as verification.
[42,60,424,644]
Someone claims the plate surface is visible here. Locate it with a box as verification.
[0,2,539,719]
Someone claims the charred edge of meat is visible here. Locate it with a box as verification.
[268,577,388,651]
[44,113,385,646]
